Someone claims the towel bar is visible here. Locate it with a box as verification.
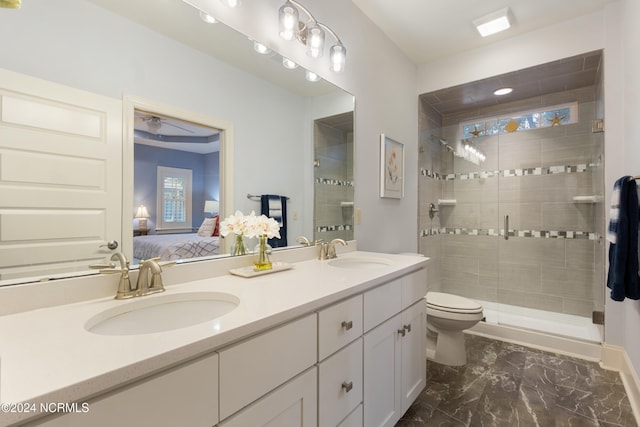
[247,193,290,201]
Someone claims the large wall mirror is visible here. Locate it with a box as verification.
[0,0,354,285]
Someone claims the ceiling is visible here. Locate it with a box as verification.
[134,110,221,154]
[422,50,602,116]
[86,0,613,118]
[351,0,616,64]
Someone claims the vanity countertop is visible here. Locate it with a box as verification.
[0,251,428,426]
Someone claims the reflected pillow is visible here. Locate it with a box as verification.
[198,217,216,237]
[212,215,220,236]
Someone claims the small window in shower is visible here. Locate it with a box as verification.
[461,102,578,138]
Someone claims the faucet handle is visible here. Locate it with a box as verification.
[89,262,116,269]
[296,236,311,246]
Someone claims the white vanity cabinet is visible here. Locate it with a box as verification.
[27,353,219,427]
[363,269,427,427]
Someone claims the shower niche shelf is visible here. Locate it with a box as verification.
[572,196,602,204]
[438,199,457,206]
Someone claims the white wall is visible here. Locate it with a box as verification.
[607,0,640,377]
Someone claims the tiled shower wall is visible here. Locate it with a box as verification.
[314,122,354,243]
[419,86,605,318]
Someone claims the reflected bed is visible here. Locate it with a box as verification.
[133,234,220,261]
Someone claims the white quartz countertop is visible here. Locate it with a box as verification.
[0,251,428,426]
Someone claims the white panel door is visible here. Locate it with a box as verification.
[0,68,122,281]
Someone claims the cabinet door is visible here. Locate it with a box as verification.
[220,368,317,427]
[363,313,402,427]
[401,300,426,413]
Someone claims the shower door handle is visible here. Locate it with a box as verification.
[504,215,509,240]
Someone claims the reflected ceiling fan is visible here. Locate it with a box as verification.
[136,114,196,135]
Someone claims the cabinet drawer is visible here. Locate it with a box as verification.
[402,268,427,309]
[318,338,363,427]
[364,278,402,332]
[219,314,317,420]
[318,294,363,360]
[31,353,219,427]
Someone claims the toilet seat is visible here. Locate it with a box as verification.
[426,292,483,314]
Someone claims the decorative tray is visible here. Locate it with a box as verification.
[229,262,293,278]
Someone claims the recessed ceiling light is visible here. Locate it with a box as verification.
[199,10,217,24]
[493,87,513,96]
[253,41,272,55]
[473,8,512,37]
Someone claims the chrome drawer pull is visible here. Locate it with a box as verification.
[341,320,353,330]
[404,324,411,333]
[398,328,406,337]
[341,381,353,392]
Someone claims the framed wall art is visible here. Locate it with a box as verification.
[379,133,404,199]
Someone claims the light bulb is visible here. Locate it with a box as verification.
[279,2,299,41]
[306,23,325,58]
[225,0,239,8]
[330,44,346,73]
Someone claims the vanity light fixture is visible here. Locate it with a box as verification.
[282,57,298,69]
[199,10,217,24]
[278,0,346,72]
[493,87,513,96]
[473,7,512,37]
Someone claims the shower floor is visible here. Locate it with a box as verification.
[476,300,603,342]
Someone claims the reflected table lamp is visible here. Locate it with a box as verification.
[204,200,219,217]
[135,204,150,231]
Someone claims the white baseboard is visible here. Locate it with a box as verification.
[602,344,640,426]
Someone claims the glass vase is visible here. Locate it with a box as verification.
[231,234,248,256]
[253,235,273,270]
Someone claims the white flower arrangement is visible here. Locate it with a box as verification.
[219,210,281,239]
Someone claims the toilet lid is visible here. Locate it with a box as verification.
[426,292,483,314]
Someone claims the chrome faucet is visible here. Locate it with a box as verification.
[316,238,348,260]
[136,257,175,296]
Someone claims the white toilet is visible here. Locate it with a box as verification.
[425,291,484,366]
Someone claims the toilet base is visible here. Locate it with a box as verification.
[430,329,467,366]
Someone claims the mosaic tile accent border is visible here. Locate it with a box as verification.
[420,227,599,240]
[316,224,353,233]
[315,177,354,187]
[420,163,597,181]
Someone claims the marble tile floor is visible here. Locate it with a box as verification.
[397,334,637,427]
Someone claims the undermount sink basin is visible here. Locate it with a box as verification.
[328,256,392,269]
[85,291,239,336]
